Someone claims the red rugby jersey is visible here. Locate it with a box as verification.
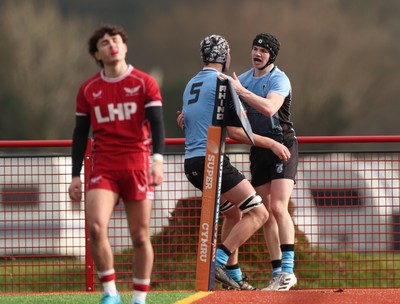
[76,65,162,170]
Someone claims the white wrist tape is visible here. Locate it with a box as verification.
[152,153,163,162]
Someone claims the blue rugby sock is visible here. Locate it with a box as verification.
[215,245,231,266]
[226,264,243,282]
[281,244,295,274]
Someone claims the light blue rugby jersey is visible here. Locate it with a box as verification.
[238,66,294,141]
[182,68,220,159]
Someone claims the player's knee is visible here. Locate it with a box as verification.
[255,205,269,226]
[88,221,107,242]
[270,202,289,219]
[220,201,242,223]
[238,193,269,226]
[130,228,150,248]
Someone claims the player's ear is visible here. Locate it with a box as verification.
[94,51,101,61]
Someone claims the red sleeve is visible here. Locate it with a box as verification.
[76,84,90,115]
[144,74,162,105]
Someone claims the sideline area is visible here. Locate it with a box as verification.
[186,289,400,304]
[174,291,211,304]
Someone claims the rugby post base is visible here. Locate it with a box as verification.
[195,125,226,291]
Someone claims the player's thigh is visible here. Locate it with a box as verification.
[85,188,119,228]
[222,179,256,206]
[124,199,152,237]
[270,178,294,209]
[254,183,272,210]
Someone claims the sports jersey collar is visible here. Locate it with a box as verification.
[202,67,219,73]
[100,64,134,82]
[252,65,276,78]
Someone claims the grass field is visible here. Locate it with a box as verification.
[2,251,400,293]
[0,291,196,304]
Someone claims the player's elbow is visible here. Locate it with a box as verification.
[226,127,239,140]
[261,108,275,117]
[226,127,248,145]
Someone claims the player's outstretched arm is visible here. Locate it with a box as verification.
[227,126,290,161]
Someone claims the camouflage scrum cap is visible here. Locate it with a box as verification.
[200,34,229,64]
[252,33,280,65]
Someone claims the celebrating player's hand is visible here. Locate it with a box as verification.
[270,142,291,162]
[225,72,246,96]
[176,110,185,130]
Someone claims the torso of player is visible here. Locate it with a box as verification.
[77,65,162,170]
[239,66,295,142]
[182,68,219,159]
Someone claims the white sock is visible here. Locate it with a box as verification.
[132,290,146,304]
[103,281,117,296]
[98,269,117,296]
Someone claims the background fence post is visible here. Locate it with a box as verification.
[84,138,95,291]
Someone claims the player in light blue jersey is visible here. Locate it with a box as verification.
[226,33,298,291]
[182,66,220,159]
[180,35,290,290]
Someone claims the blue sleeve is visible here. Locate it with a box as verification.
[270,73,291,97]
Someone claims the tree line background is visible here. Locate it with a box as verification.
[0,0,399,147]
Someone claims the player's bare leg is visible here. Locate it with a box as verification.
[125,199,153,304]
[220,205,257,290]
[255,185,282,289]
[221,205,241,266]
[222,180,268,249]
[214,180,268,289]
[85,189,121,302]
[270,179,295,244]
[264,179,297,291]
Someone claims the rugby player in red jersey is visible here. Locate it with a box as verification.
[68,24,165,304]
